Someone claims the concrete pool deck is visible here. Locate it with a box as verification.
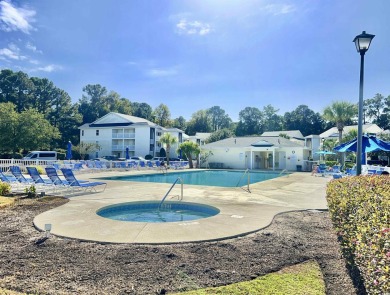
[33,170,331,244]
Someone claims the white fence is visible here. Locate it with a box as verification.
[0,159,58,173]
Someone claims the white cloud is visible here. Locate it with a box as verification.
[263,4,296,15]
[0,0,36,34]
[0,43,26,60]
[176,19,212,36]
[26,42,42,54]
[29,59,39,64]
[126,61,138,66]
[31,64,62,72]
[146,67,178,78]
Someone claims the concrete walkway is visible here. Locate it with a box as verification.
[33,171,331,244]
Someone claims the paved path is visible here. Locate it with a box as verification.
[34,171,331,244]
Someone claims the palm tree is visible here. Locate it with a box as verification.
[323,101,357,165]
[179,141,200,169]
[159,133,178,166]
[323,101,357,143]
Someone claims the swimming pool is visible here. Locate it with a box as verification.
[100,170,283,187]
[97,201,220,223]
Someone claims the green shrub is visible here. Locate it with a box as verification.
[30,166,45,175]
[145,154,152,160]
[325,161,338,167]
[0,183,11,195]
[24,185,37,198]
[344,162,355,169]
[326,176,390,294]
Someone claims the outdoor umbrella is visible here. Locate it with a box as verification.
[334,135,390,164]
[125,146,130,160]
[334,135,390,153]
[66,141,72,160]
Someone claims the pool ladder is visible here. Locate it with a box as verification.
[158,177,183,209]
[279,169,289,177]
[237,169,251,193]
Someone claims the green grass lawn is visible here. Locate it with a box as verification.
[174,260,325,295]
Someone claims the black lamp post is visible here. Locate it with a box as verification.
[353,31,375,175]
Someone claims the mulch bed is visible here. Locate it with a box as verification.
[0,197,366,295]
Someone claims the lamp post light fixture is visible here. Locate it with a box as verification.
[353,31,375,175]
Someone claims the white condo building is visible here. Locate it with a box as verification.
[79,112,185,159]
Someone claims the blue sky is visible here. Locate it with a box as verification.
[1,0,389,121]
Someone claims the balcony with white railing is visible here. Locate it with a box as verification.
[112,145,135,151]
[112,145,123,150]
[112,133,135,139]
[124,133,135,139]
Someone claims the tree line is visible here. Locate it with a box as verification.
[0,69,389,155]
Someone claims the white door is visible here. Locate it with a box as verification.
[278,152,286,169]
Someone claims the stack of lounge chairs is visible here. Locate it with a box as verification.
[0,165,107,195]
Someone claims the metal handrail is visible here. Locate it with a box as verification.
[279,169,289,176]
[158,177,183,209]
[236,169,251,193]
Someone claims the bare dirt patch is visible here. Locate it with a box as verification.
[0,197,365,295]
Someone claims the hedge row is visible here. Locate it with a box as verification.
[326,176,390,294]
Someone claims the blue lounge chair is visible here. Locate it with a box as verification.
[10,166,34,184]
[26,167,56,192]
[45,167,73,193]
[26,167,52,184]
[128,161,137,169]
[312,165,326,177]
[332,173,343,179]
[332,165,341,173]
[318,163,327,173]
[60,168,107,192]
[94,161,108,170]
[0,171,27,192]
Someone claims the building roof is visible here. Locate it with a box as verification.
[164,127,186,133]
[194,132,212,140]
[379,129,390,135]
[261,130,304,139]
[202,136,303,149]
[319,123,383,138]
[79,112,159,128]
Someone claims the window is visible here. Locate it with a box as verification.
[96,130,99,136]
[40,153,56,158]
[157,132,162,136]
[150,128,155,139]
[82,130,84,136]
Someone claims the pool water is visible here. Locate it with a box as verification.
[101,170,282,187]
[97,201,220,223]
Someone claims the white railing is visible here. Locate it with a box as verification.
[112,133,123,138]
[124,133,135,138]
[112,145,135,150]
[112,133,135,139]
[0,159,58,172]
